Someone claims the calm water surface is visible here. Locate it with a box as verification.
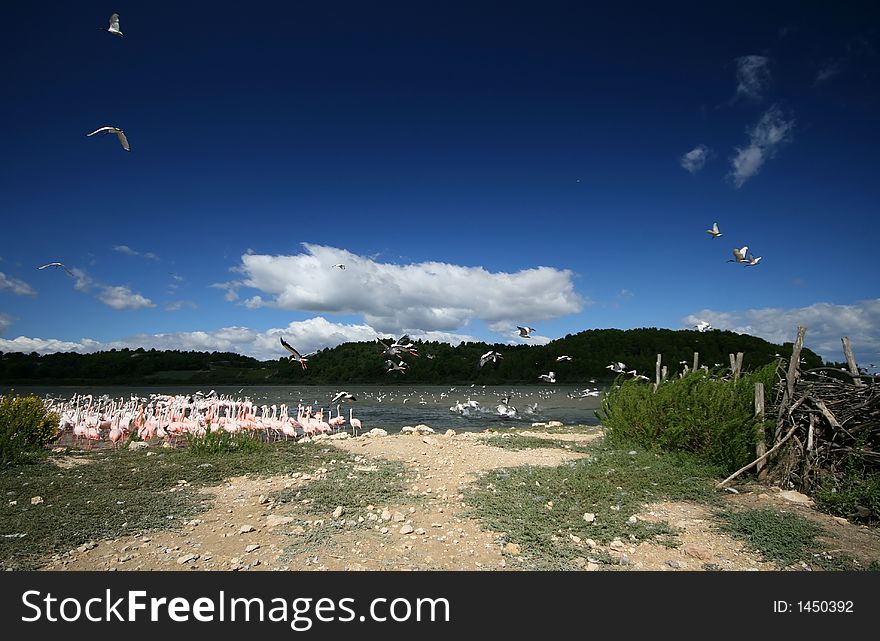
[2,384,603,433]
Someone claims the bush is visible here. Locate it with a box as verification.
[599,364,777,474]
[0,394,60,466]
[813,451,880,522]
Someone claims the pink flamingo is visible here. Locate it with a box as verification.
[349,407,362,436]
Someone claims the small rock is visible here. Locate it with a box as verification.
[401,426,415,434]
[365,428,388,438]
[683,544,712,560]
[628,450,637,455]
[128,441,149,450]
[583,512,596,523]
[627,515,638,524]
[414,528,426,535]
[177,554,197,565]
[444,429,456,437]
[400,524,414,535]
[832,516,849,526]
[380,527,389,534]
[547,421,563,427]
[239,525,256,534]
[332,506,345,519]
[30,496,44,505]
[665,560,686,569]
[258,495,269,504]
[245,544,260,553]
[586,562,600,571]
[414,425,435,434]
[392,512,406,522]
[778,490,814,506]
[503,542,521,555]
[266,515,295,528]
[380,509,392,521]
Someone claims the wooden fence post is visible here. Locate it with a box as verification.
[661,365,668,381]
[734,352,744,382]
[693,351,699,372]
[841,336,864,388]
[755,382,767,480]
[729,353,736,375]
[654,354,662,392]
[776,325,807,444]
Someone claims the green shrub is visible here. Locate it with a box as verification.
[599,364,777,474]
[813,450,880,522]
[0,394,60,466]
[183,429,266,455]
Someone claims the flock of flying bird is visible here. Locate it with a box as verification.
[706,221,763,266]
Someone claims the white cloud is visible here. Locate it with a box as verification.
[680,145,710,174]
[0,317,478,360]
[98,286,156,311]
[735,55,771,101]
[729,105,794,187]
[165,300,197,312]
[0,313,13,334]
[814,59,843,86]
[233,244,584,334]
[0,272,36,296]
[683,298,880,363]
[113,245,160,261]
[210,281,242,302]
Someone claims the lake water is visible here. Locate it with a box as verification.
[1,384,604,433]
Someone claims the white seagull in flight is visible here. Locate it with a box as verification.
[606,361,627,373]
[331,264,346,270]
[694,321,713,332]
[538,371,556,383]
[280,337,315,370]
[706,222,722,238]
[330,391,356,404]
[479,351,503,367]
[106,13,123,37]
[37,262,75,277]
[556,355,573,362]
[728,246,749,263]
[86,126,130,152]
[517,326,536,338]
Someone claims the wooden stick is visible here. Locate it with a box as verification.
[841,336,864,388]
[776,325,807,440]
[755,382,767,479]
[735,352,744,382]
[693,351,699,372]
[654,354,662,393]
[717,422,799,488]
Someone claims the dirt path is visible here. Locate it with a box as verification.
[40,429,880,571]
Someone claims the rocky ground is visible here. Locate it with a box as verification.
[40,427,880,571]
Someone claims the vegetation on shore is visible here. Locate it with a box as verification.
[0,327,823,386]
[0,394,60,467]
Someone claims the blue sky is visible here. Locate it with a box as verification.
[1,1,878,364]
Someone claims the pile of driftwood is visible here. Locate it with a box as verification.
[718,327,878,513]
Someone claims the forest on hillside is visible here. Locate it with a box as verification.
[0,328,824,386]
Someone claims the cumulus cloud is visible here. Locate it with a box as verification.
[113,245,160,261]
[232,244,584,334]
[0,272,36,296]
[0,317,478,360]
[98,286,155,310]
[680,145,710,174]
[65,267,154,311]
[729,105,794,187]
[735,55,771,101]
[683,299,880,363]
[0,313,13,334]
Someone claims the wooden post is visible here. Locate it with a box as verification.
[776,325,807,443]
[734,352,744,382]
[729,353,736,374]
[654,354,662,392]
[661,365,668,381]
[841,336,864,388]
[755,382,767,480]
[693,351,699,372]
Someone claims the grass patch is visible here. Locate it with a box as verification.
[182,430,266,455]
[465,442,723,569]
[273,459,413,515]
[502,423,602,436]
[482,434,593,454]
[716,508,878,570]
[0,441,338,570]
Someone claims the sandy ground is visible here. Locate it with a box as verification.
[41,429,880,571]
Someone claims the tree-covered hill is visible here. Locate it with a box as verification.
[0,328,823,386]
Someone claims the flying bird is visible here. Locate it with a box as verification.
[694,321,712,332]
[37,262,74,277]
[105,13,123,37]
[280,337,314,369]
[385,359,408,374]
[706,222,722,238]
[728,246,749,263]
[86,126,130,152]
[538,372,556,383]
[330,391,356,404]
[517,326,536,338]
[606,362,627,373]
[479,351,503,367]
[745,253,762,266]
[556,355,573,362]
[331,264,346,270]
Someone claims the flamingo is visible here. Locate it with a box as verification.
[349,408,362,435]
[329,405,346,430]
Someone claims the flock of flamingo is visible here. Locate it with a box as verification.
[46,391,364,449]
